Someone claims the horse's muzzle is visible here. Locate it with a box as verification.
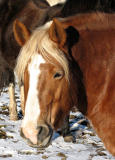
[20,124,53,148]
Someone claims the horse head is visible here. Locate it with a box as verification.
[13,18,86,148]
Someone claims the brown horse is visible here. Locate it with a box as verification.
[13,12,115,155]
[0,0,115,120]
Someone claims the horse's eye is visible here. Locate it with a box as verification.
[53,71,63,79]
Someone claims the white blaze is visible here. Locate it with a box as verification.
[21,54,45,144]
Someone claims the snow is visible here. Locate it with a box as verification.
[0,86,114,160]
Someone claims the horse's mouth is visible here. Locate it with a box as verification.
[20,124,53,148]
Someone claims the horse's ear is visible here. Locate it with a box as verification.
[49,19,79,55]
[13,19,31,46]
[49,18,67,49]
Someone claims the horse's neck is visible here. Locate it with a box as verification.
[71,27,115,153]
[72,28,115,116]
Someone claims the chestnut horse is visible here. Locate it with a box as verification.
[13,12,115,155]
[0,0,115,120]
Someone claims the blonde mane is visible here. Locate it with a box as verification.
[15,21,69,83]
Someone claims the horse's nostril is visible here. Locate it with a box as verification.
[37,125,50,142]
[37,124,53,147]
[38,126,43,135]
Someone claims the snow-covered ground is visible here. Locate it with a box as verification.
[0,86,114,160]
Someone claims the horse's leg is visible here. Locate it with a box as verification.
[8,83,18,120]
[20,84,25,116]
[61,115,75,142]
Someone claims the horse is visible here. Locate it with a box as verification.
[0,0,71,120]
[13,12,115,155]
[0,0,115,120]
